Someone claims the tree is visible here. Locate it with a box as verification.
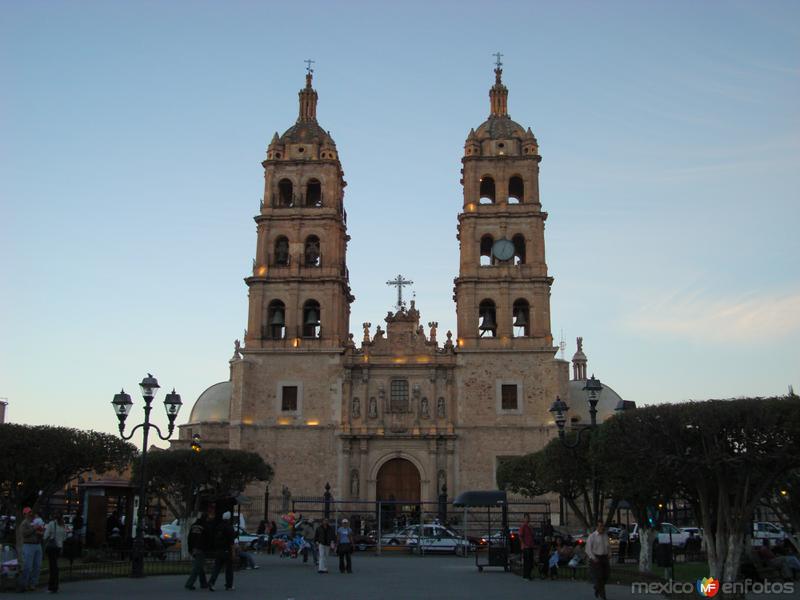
[0,424,136,560]
[618,397,800,583]
[497,434,615,531]
[593,409,677,572]
[761,470,800,550]
[139,449,273,558]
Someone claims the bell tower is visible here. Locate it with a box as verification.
[245,67,354,350]
[454,58,553,349]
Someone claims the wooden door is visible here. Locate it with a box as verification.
[376,458,420,503]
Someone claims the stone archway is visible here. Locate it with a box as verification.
[376,458,421,503]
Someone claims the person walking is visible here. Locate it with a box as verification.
[185,508,213,591]
[43,512,66,593]
[519,513,535,580]
[314,518,335,574]
[208,511,236,592]
[267,520,277,555]
[586,520,610,600]
[336,518,353,574]
[18,507,43,592]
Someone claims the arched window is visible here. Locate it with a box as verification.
[509,176,524,203]
[278,179,293,207]
[302,299,321,338]
[479,176,496,204]
[478,299,497,338]
[274,236,290,266]
[512,299,530,337]
[306,179,322,207]
[267,300,286,340]
[480,234,494,267]
[512,234,526,265]
[304,235,321,267]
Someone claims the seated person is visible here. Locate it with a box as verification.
[236,542,259,570]
[568,544,585,579]
[757,540,796,580]
[548,546,560,579]
[558,543,574,566]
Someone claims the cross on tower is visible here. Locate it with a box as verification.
[386,274,413,310]
[304,59,315,74]
[493,52,503,69]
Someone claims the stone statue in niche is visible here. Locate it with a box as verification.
[438,470,447,493]
[437,397,446,418]
[368,397,378,418]
[352,397,361,418]
[420,397,430,419]
[350,470,359,497]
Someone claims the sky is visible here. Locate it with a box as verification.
[1,0,798,444]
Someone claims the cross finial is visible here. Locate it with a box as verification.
[493,52,503,69]
[304,59,315,74]
[386,274,414,310]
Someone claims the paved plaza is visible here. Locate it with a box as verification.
[37,553,654,599]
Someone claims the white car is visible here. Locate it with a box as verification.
[752,522,787,546]
[629,523,691,548]
[405,524,474,555]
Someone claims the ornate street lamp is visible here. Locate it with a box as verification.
[111,373,181,578]
[548,375,604,523]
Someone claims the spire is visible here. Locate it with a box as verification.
[572,336,588,380]
[489,52,509,118]
[298,60,318,123]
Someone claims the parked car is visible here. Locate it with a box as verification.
[752,522,787,546]
[380,525,419,546]
[353,530,377,551]
[628,523,691,548]
[405,524,475,555]
[680,526,703,539]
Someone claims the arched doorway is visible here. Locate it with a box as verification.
[376,458,421,531]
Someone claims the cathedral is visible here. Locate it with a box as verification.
[177,62,626,512]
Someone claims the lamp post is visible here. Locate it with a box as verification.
[548,375,605,524]
[111,373,182,578]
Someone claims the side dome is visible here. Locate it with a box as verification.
[567,380,624,424]
[188,381,231,424]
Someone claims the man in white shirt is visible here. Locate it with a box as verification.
[585,520,610,599]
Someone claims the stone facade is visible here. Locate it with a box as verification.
[177,64,593,509]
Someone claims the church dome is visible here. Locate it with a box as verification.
[473,115,526,141]
[279,121,334,145]
[566,380,624,425]
[188,381,231,424]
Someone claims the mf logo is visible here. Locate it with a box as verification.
[696,577,720,597]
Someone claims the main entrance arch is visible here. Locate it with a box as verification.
[376,458,421,503]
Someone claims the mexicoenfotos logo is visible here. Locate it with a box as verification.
[696,577,720,597]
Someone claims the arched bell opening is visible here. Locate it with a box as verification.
[480,234,494,267]
[267,300,286,340]
[512,234,526,266]
[306,179,322,207]
[277,179,293,207]
[274,236,290,266]
[508,175,524,204]
[479,176,496,204]
[478,299,497,338]
[302,299,321,338]
[512,298,530,338]
[304,235,321,267]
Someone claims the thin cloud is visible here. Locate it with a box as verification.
[625,288,800,343]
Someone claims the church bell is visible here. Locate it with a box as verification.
[304,308,320,326]
[513,310,527,327]
[270,308,285,326]
[479,312,496,331]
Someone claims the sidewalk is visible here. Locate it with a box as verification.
[37,553,652,599]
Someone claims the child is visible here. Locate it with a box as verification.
[548,545,560,579]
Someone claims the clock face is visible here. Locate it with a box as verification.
[492,239,515,261]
